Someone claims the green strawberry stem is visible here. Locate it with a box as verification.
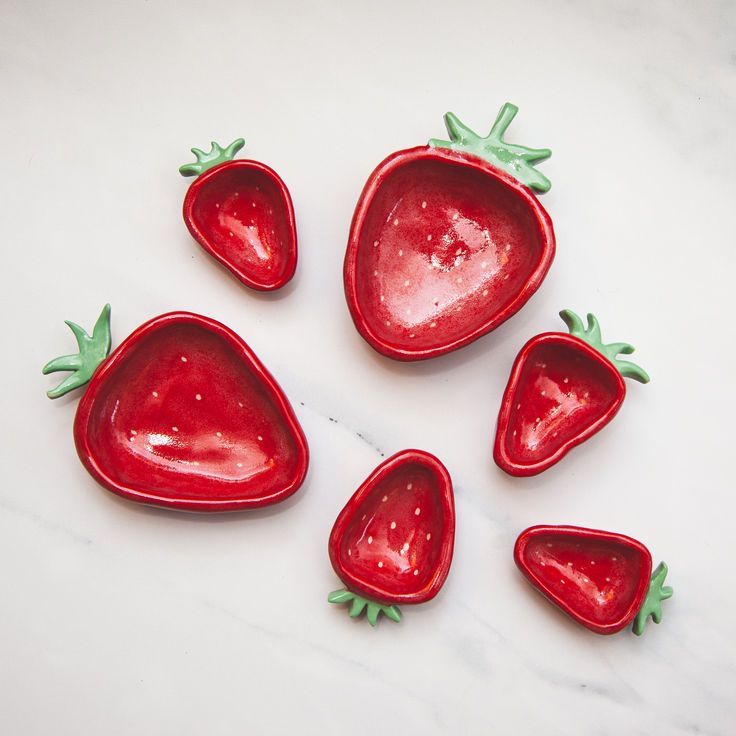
[428,102,551,193]
[559,309,650,383]
[179,138,245,177]
[42,304,112,399]
[328,588,401,626]
[632,562,673,635]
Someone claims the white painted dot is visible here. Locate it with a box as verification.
[229,231,233,237]
[237,462,243,468]
[380,294,385,302]
[426,533,431,541]
[386,320,391,327]
[181,356,187,362]
[368,536,373,544]
[503,274,509,280]
[398,249,403,256]
[430,322,437,328]
[452,212,459,220]
[591,561,596,565]
[172,426,178,432]
[541,390,546,396]
[413,569,419,576]
[541,363,547,368]
[382,495,388,502]
[390,521,396,530]
[130,430,137,436]
[560,579,565,584]
[552,432,558,437]
[513,430,517,436]
[481,261,487,268]
[427,234,432,241]
[605,577,611,582]
[482,289,489,296]
[347,549,351,556]
[421,200,427,208]
[195,393,202,401]
[216,431,222,438]
[373,240,379,247]
[409,333,415,338]
[536,417,541,423]
[414,507,421,516]
[505,243,511,252]
[378,561,383,568]
[583,578,589,583]
[547,543,553,548]
[393,218,399,226]
[238,402,243,407]
[374,270,379,276]
[252,202,255,207]
[612,556,617,561]
[407,483,413,490]
[456,277,463,284]
[567,562,573,566]
[404,280,410,287]
[152,391,158,398]
[563,377,569,384]
[257,435,263,441]
[516,403,521,410]
[402,542,409,552]
[192,461,200,466]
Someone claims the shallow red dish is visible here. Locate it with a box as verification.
[328,449,455,625]
[181,139,297,291]
[45,307,308,511]
[514,525,672,636]
[344,104,554,361]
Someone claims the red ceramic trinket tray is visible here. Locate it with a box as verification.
[344,103,554,361]
[328,449,455,625]
[43,305,308,511]
[515,525,672,635]
[494,310,649,476]
[181,138,297,291]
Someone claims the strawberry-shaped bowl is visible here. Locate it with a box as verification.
[43,305,309,511]
[494,309,649,476]
[344,103,554,361]
[180,138,297,291]
[514,525,672,635]
[327,449,455,626]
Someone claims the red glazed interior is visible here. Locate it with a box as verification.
[350,151,551,356]
[516,528,651,631]
[330,450,455,604]
[501,340,621,467]
[187,163,295,289]
[78,319,306,506]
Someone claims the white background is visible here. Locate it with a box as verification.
[2,1,735,734]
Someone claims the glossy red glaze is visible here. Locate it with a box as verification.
[328,450,455,605]
[494,333,625,476]
[74,312,308,511]
[183,160,297,291]
[514,525,652,635]
[344,146,554,360]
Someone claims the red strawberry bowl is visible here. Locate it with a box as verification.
[181,138,297,291]
[494,310,649,476]
[344,103,554,361]
[514,525,672,635]
[328,449,455,625]
[43,305,308,511]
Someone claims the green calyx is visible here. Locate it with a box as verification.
[42,304,112,399]
[559,309,650,383]
[328,589,401,626]
[179,138,245,177]
[633,562,673,636]
[428,102,551,193]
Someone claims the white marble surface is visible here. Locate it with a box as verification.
[2,1,735,733]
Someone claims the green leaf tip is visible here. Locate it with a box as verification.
[633,562,673,636]
[179,138,245,177]
[327,589,401,626]
[43,304,112,399]
[559,309,650,383]
[428,102,551,193]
